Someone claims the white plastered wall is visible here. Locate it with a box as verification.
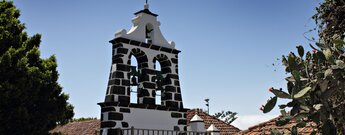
[115,12,175,49]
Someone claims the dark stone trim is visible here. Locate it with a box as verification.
[107,128,122,135]
[129,40,141,46]
[171,58,178,64]
[147,105,156,109]
[161,67,172,73]
[166,74,179,79]
[110,37,181,54]
[139,89,150,97]
[134,9,158,17]
[112,71,124,78]
[141,68,156,75]
[165,86,176,92]
[143,82,156,89]
[113,54,124,59]
[143,97,155,105]
[179,102,184,109]
[140,43,150,48]
[118,102,130,107]
[113,43,123,48]
[116,48,129,54]
[118,96,130,104]
[155,105,167,111]
[168,107,178,111]
[178,119,187,125]
[110,38,130,44]
[121,79,130,86]
[101,121,116,128]
[116,64,130,72]
[150,45,160,50]
[129,103,147,108]
[101,107,116,112]
[112,58,123,64]
[172,50,180,54]
[174,80,180,86]
[174,93,182,101]
[108,112,124,120]
[121,122,129,128]
[171,112,182,118]
[104,95,114,102]
[111,86,126,95]
[108,79,120,85]
[98,102,189,112]
[165,101,179,108]
[174,126,180,131]
[160,47,173,53]
[177,87,181,93]
[119,108,131,113]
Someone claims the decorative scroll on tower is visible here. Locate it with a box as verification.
[98,3,188,135]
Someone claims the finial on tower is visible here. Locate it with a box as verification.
[144,0,149,9]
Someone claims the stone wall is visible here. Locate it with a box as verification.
[105,37,183,108]
[98,102,188,135]
[98,37,187,135]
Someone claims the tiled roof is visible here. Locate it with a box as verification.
[237,115,317,135]
[51,109,241,135]
[186,109,241,135]
[50,120,100,135]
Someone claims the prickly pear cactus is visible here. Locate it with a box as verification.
[262,38,345,134]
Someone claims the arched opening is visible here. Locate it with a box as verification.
[153,54,172,106]
[154,60,162,105]
[129,55,139,104]
[145,23,154,44]
[128,48,149,105]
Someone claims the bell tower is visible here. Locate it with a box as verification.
[98,3,188,135]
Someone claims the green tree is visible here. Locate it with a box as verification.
[261,0,345,134]
[214,110,237,124]
[0,1,74,135]
[71,117,97,122]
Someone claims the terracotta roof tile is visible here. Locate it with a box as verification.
[50,120,100,135]
[187,109,241,135]
[237,115,317,135]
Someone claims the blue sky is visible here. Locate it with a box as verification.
[13,0,320,129]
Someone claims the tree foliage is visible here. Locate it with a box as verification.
[214,110,237,124]
[71,117,97,122]
[0,1,74,134]
[262,0,345,134]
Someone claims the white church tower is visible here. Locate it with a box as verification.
[98,3,188,135]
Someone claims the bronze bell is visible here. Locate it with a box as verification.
[130,76,138,85]
[156,80,163,90]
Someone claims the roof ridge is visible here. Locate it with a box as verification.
[187,109,241,131]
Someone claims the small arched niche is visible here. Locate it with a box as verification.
[145,23,154,44]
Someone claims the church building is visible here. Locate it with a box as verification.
[96,2,239,135]
[97,2,188,134]
[50,2,240,135]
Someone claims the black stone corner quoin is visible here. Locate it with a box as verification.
[109,37,181,54]
[97,102,189,113]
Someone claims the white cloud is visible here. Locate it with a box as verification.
[232,114,278,130]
